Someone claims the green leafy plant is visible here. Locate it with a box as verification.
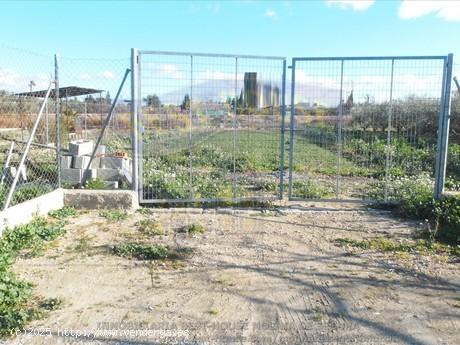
[136,219,164,236]
[84,178,106,190]
[0,217,67,337]
[181,223,206,235]
[99,209,128,222]
[113,243,170,260]
[48,206,78,220]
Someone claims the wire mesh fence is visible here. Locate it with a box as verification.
[58,56,133,189]
[0,45,58,209]
[136,51,286,203]
[288,56,454,201]
[0,45,457,208]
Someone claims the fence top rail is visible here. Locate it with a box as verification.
[292,55,449,62]
[139,50,286,61]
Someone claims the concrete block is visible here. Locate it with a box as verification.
[83,169,98,180]
[60,155,73,169]
[101,157,131,170]
[61,168,83,184]
[97,168,120,181]
[69,140,93,156]
[96,145,106,156]
[72,156,100,169]
[73,156,91,169]
[63,189,139,210]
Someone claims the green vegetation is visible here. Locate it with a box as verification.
[0,208,75,337]
[112,243,171,260]
[48,206,78,220]
[84,178,106,190]
[292,180,332,199]
[136,219,164,236]
[334,236,460,258]
[98,209,128,222]
[181,223,206,235]
[0,183,53,208]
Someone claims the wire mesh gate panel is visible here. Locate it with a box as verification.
[135,51,286,203]
[288,56,451,201]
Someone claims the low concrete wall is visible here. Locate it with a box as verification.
[64,189,139,210]
[0,188,64,235]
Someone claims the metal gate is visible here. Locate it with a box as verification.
[132,50,286,203]
[287,55,453,201]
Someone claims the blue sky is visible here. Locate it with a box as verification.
[1,0,459,101]
[0,0,459,59]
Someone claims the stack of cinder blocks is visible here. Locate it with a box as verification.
[60,140,132,189]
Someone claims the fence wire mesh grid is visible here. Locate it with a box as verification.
[288,56,455,201]
[137,52,286,203]
[0,45,458,209]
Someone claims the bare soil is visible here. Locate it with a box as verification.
[7,203,460,345]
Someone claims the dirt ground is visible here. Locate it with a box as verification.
[6,203,460,345]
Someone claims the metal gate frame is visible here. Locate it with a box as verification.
[287,55,454,202]
[131,49,287,204]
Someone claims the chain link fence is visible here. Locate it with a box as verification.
[0,45,57,209]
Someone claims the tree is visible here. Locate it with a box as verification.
[181,94,190,111]
[105,91,112,105]
[144,94,161,108]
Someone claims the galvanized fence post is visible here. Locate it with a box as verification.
[55,54,61,188]
[131,48,140,196]
[336,60,344,200]
[279,59,287,200]
[287,59,296,199]
[384,59,395,202]
[434,53,453,199]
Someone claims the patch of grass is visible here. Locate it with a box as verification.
[74,236,92,253]
[112,243,170,260]
[136,219,164,236]
[48,206,78,220]
[0,217,67,337]
[292,180,332,199]
[99,209,128,222]
[136,207,155,216]
[334,237,460,258]
[84,178,106,190]
[181,223,206,235]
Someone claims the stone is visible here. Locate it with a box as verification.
[73,156,91,169]
[61,168,83,184]
[60,155,73,169]
[96,145,106,156]
[101,157,131,170]
[63,189,139,210]
[68,140,93,156]
[97,168,120,181]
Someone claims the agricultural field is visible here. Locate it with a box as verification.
[3,205,460,345]
[140,125,460,202]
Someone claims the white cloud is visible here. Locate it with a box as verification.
[98,71,116,80]
[264,8,278,20]
[399,0,460,22]
[325,0,374,11]
[78,73,92,81]
[0,68,50,92]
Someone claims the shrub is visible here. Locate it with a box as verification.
[113,243,170,260]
